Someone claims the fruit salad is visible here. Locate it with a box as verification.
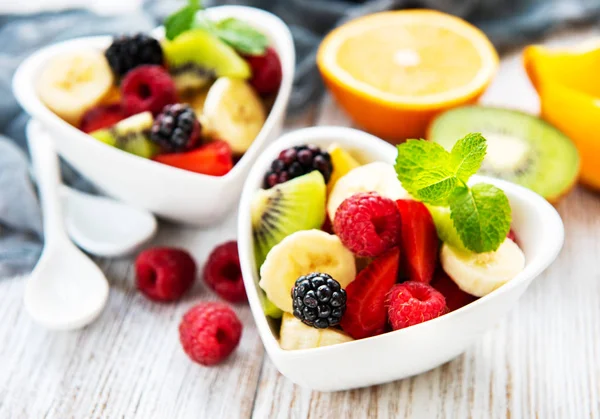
[251,134,527,350]
[36,1,282,177]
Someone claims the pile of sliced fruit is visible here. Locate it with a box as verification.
[252,134,527,350]
[37,1,282,176]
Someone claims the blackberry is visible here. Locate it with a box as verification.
[105,33,164,78]
[150,104,201,152]
[264,144,332,188]
[292,273,346,329]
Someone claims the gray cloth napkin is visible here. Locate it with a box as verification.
[1,0,599,277]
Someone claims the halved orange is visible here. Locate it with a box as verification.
[317,10,499,142]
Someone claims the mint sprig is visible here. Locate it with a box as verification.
[395,133,511,253]
[164,0,201,41]
[211,18,269,55]
[164,0,269,55]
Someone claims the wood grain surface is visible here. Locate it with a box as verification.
[1,29,600,419]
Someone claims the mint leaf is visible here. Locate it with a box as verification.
[449,183,511,253]
[164,0,201,41]
[213,18,269,55]
[395,140,458,206]
[449,133,487,182]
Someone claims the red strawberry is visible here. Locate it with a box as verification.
[507,229,518,243]
[396,200,439,283]
[321,216,334,234]
[245,47,282,96]
[79,104,126,133]
[340,247,400,339]
[431,270,477,312]
[154,141,233,176]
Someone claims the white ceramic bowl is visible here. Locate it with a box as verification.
[238,126,564,392]
[13,6,294,226]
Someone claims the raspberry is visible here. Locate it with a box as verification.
[135,247,196,302]
[105,33,164,78]
[203,241,246,303]
[79,104,126,133]
[121,65,178,116]
[245,47,282,96]
[386,281,447,330]
[334,192,401,257]
[151,103,201,152]
[179,302,242,366]
[263,144,332,189]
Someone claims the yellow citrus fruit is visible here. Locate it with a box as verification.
[317,10,499,142]
[327,143,361,194]
[524,41,600,191]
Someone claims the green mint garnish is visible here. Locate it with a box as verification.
[164,0,201,41]
[395,133,511,253]
[210,18,269,55]
[165,1,268,55]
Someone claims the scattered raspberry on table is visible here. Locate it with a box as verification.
[179,302,243,366]
[203,241,247,303]
[135,247,196,302]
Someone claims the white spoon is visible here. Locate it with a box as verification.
[25,127,109,330]
[28,121,158,257]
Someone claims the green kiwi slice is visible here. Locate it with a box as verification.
[252,171,326,319]
[162,29,251,92]
[90,112,159,158]
[428,106,580,202]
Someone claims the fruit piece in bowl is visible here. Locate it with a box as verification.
[237,126,564,391]
[13,5,294,225]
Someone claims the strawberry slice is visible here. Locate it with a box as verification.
[154,141,233,176]
[431,270,477,312]
[340,247,400,339]
[396,200,439,283]
[80,104,126,134]
[507,229,518,243]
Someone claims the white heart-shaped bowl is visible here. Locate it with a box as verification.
[238,126,564,391]
[13,6,295,226]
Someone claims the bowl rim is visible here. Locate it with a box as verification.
[238,125,565,358]
[12,5,295,184]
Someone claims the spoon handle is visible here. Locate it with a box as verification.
[27,129,69,245]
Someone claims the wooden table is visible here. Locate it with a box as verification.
[2,29,600,419]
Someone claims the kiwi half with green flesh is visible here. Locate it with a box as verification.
[90,111,159,158]
[163,29,251,93]
[428,106,580,203]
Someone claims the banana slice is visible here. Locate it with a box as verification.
[440,238,525,297]
[327,162,410,221]
[279,313,353,350]
[259,229,356,313]
[202,77,266,153]
[37,50,114,125]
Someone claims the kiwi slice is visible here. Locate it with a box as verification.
[252,170,326,269]
[90,111,159,158]
[162,29,251,92]
[428,106,580,202]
